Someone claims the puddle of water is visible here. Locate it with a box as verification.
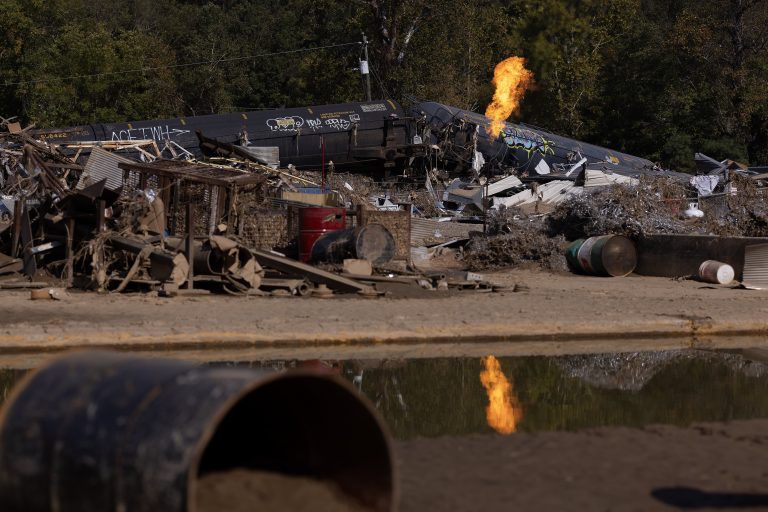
[3,349,768,439]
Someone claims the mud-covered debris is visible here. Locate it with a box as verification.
[463,208,568,271]
[547,176,691,240]
[703,173,768,237]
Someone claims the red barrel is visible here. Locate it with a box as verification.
[298,207,346,263]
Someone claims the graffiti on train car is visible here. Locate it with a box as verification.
[266,112,362,133]
[110,125,190,142]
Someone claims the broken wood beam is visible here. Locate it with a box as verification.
[250,249,374,294]
[11,200,22,258]
[65,217,75,288]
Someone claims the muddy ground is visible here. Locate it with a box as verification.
[396,419,768,511]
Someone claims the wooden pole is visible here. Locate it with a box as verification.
[11,200,22,258]
[97,199,106,233]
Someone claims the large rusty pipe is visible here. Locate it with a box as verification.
[311,223,396,265]
[0,351,395,512]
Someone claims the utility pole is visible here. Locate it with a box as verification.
[361,35,372,102]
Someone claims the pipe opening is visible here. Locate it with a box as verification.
[195,375,394,512]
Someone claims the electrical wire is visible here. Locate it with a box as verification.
[3,41,362,87]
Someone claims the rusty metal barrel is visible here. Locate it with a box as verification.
[566,235,637,277]
[311,224,396,265]
[298,207,347,263]
[0,351,395,512]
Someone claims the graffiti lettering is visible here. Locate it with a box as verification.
[265,114,360,133]
[266,116,305,132]
[500,127,555,158]
[324,118,351,130]
[110,125,190,142]
[306,118,323,131]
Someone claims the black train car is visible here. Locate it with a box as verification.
[412,101,658,176]
[33,101,417,174]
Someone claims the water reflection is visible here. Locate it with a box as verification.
[479,355,522,434]
[0,369,25,405]
[212,350,768,439]
[2,350,768,440]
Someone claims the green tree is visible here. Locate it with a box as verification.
[507,0,640,139]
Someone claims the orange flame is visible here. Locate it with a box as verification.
[480,356,522,434]
[484,56,534,138]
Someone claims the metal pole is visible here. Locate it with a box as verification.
[321,135,325,193]
[362,35,372,102]
[483,178,489,234]
[186,203,194,290]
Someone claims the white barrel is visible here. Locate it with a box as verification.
[698,260,735,284]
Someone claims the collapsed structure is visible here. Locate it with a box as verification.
[2,98,767,296]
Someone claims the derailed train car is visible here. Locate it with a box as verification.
[411,101,657,177]
[34,99,658,177]
[33,101,419,175]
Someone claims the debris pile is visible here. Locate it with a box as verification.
[4,99,768,292]
[463,208,568,271]
[546,176,690,241]
[0,118,504,297]
[702,173,768,237]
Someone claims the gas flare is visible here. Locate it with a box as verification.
[484,57,534,138]
[479,355,522,435]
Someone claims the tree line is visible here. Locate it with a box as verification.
[1,0,767,171]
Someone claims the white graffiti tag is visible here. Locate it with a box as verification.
[266,116,305,132]
[324,118,352,131]
[110,126,190,142]
[306,118,323,131]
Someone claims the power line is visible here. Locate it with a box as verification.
[3,41,362,87]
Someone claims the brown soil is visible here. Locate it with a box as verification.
[397,419,768,511]
[196,469,366,512]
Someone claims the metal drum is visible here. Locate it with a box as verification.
[698,260,735,284]
[0,351,395,512]
[298,207,346,263]
[566,235,637,277]
[311,224,396,265]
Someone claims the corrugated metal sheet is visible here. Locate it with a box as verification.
[539,182,582,204]
[584,169,638,188]
[240,146,280,168]
[487,175,524,195]
[445,175,525,209]
[743,244,768,289]
[77,147,134,191]
[411,218,476,246]
[493,181,583,209]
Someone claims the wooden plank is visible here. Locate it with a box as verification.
[251,249,373,294]
[19,204,37,277]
